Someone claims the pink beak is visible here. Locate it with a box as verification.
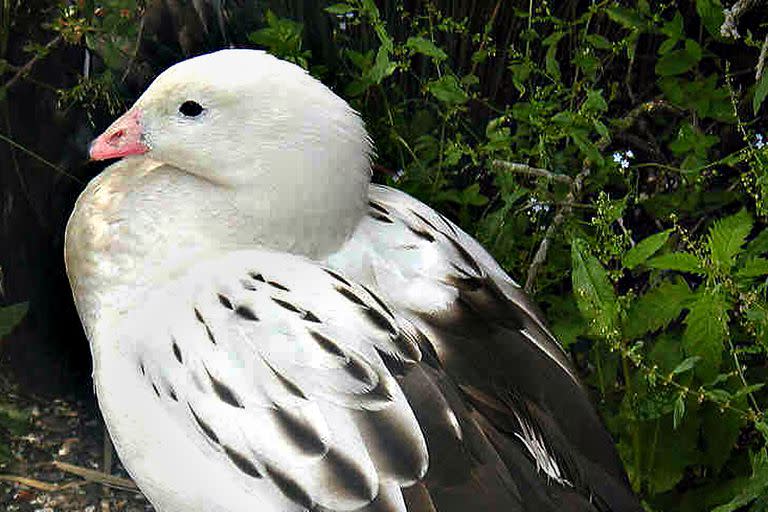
[89,108,149,161]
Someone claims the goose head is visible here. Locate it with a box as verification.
[91,49,372,188]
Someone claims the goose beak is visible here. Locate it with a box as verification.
[89,108,148,161]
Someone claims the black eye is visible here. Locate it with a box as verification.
[179,100,204,117]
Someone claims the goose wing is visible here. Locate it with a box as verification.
[123,249,523,512]
[324,184,641,511]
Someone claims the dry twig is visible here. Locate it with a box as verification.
[2,35,61,91]
[524,165,590,293]
[757,33,768,81]
[492,160,573,184]
[721,0,763,39]
[0,474,83,492]
[52,461,138,492]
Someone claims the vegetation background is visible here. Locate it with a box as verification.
[1,0,768,510]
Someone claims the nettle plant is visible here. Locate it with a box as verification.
[5,0,768,510]
[255,2,768,509]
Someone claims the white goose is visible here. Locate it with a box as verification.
[65,49,640,512]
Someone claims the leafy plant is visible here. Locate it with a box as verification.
[4,1,768,510]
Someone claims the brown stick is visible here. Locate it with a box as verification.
[0,474,83,492]
[757,33,768,81]
[492,160,573,184]
[524,165,590,293]
[52,461,138,491]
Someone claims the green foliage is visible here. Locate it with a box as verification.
[6,1,768,510]
[248,10,310,69]
[0,302,27,339]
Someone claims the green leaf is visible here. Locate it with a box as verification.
[647,252,703,273]
[586,34,612,50]
[655,39,702,76]
[660,11,684,39]
[708,209,753,271]
[754,72,768,115]
[581,89,608,113]
[360,0,380,18]
[736,257,768,278]
[544,32,564,80]
[673,394,686,429]
[625,279,692,338]
[712,448,768,512]
[427,75,468,105]
[746,229,768,257]
[606,6,645,29]
[702,402,745,471]
[405,37,447,61]
[623,229,672,269]
[324,3,355,15]
[367,46,397,84]
[683,290,729,380]
[571,238,619,339]
[696,0,725,39]
[0,302,28,339]
[672,356,701,375]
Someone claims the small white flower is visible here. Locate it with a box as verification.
[612,149,633,169]
[756,133,765,149]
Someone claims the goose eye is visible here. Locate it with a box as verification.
[179,100,204,117]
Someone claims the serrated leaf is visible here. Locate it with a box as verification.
[696,0,725,39]
[606,6,645,29]
[647,252,703,273]
[582,89,608,113]
[683,291,729,380]
[754,72,768,115]
[405,36,447,61]
[712,448,768,512]
[427,75,468,105]
[623,229,672,269]
[586,34,612,49]
[708,209,753,270]
[0,302,28,339]
[734,383,765,398]
[672,356,701,375]
[736,257,768,278]
[544,32,563,80]
[571,238,619,339]
[625,280,692,338]
[746,229,768,257]
[655,39,702,76]
[324,3,355,14]
[367,46,397,84]
[702,402,745,471]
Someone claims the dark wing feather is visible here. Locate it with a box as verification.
[325,185,642,511]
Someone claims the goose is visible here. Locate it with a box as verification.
[65,49,641,512]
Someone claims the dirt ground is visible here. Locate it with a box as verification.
[0,383,154,512]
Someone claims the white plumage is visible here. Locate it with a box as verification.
[66,49,641,512]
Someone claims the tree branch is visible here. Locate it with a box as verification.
[757,33,768,81]
[492,160,573,184]
[721,0,763,39]
[524,164,590,292]
[1,35,61,91]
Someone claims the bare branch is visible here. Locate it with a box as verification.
[757,33,768,81]
[721,0,763,39]
[524,164,590,293]
[52,461,139,491]
[2,35,61,91]
[492,160,573,184]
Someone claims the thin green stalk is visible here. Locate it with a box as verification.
[621,351,641,490]
[0,131,83,183]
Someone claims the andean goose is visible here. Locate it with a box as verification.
[65,49,641,512]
